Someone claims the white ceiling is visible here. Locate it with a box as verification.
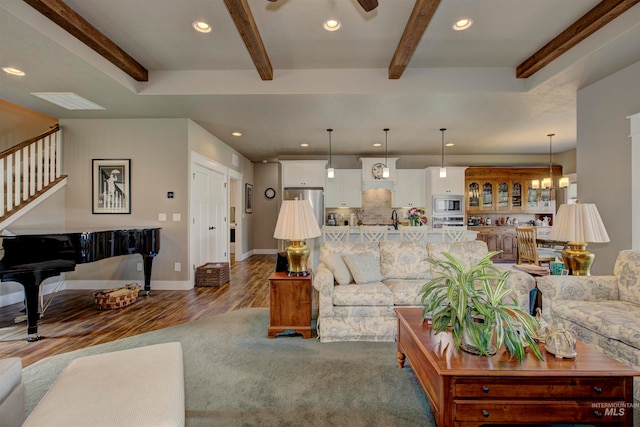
[1,0,640,162]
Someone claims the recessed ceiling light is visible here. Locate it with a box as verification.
[300,143,309,147]
[446,143,454,147]
[232,131,242,137]
[193,21,211,33]
[452,18,473,31]
[323,18,341,31]
[373,143,382,147]
[31,92,105,110]
[2,67,25,76]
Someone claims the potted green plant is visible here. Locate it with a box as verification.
[420,251,543,362]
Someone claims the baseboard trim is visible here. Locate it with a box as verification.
[0,280,194,308]
[64,280,193,291]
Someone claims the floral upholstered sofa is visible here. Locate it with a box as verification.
[537,249,640,400]
[313,240,535,343]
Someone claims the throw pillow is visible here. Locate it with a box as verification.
[323,252,353,285]
[343,252,383,284]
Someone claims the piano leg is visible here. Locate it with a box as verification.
[141,254,156,296]
[18,275,43,342]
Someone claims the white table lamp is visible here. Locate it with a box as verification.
[273,198,321,276]
[548,203,610,275]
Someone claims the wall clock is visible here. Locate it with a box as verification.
[371,162,386,179]
[264,187,276,199]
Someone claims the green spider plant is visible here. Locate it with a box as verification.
[420,251,543,363]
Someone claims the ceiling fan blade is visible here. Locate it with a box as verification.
[357,0,379,12]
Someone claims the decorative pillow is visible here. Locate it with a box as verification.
[343,252,383,284]
[323,253,353,285]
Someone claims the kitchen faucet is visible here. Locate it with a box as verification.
[391,209,399,230]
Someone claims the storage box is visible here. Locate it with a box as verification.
[94,283,140,310]
[196,262,230,287]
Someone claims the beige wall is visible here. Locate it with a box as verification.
[5,117,254,290]
[57,118,189,283]
[0,100,57,151]
[252,162,280,251]
[187,121,255,257]
[577,59,640,274]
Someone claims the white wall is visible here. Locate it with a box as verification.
[577,59,640,274]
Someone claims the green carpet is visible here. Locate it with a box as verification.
[22,308,434,426]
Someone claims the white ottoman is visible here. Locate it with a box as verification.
[23,342,184,427]
[0,357,25,427]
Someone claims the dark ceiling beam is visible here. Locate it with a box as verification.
[388,0,441,80]
[357,0,379,12]
[517,0,640,78]
[224,0,273,81]
[23,0,148,81]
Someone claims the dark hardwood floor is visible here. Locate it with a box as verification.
[0,254,274,367]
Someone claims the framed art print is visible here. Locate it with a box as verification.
[245,183,253,214]
[92,159,131,214]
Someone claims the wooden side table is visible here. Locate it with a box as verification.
[268,271,312,338]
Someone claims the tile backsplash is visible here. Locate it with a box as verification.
[326,189,418,225]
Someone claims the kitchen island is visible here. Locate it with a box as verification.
[468,225,553,262]
[323,226,478,242]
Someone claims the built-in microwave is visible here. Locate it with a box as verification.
[433,195,464,215]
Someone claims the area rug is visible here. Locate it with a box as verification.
[22,308,435,426]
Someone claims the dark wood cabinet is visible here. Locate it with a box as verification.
[466,167,561,214]
[268,272,312,338]
[472,226,518,262]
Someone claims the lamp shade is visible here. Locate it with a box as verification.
[273,199,321,241]
[548,203,610,243]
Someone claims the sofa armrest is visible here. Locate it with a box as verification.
[536,275,619,321]
[495,266,535,312]
[313,263,335,318]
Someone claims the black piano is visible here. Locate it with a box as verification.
[0,227,160,341]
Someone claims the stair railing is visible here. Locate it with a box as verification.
[0,124,63,218]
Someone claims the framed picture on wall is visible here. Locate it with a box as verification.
[92,159,131,214]
[245,183,253,214]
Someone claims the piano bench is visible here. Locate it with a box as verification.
[23,342,185,427]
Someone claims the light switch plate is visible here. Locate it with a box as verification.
[174,262,181,272]
[172,213,181,222]
[158,213,167,222]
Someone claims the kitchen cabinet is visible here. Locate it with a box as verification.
[466,167,561,214]
[471,226,518,262]
[394,169,425,207]
[325,169,362,208]
[426,166,466,195]
[280,160,327,188]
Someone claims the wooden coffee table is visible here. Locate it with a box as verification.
[396,307,639,427]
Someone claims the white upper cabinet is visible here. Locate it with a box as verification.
[280,160,327,188]
[426,166,467,196]
[325,169,362,208]
[393,169,425,207]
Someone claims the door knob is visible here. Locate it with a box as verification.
[209,226,216,230]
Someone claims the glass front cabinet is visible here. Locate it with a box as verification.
[466,166,562,214]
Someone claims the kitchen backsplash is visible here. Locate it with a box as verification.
[326,189,412,225]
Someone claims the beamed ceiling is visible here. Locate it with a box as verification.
[1,0,640,162]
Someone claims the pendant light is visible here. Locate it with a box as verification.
[439,128,447,178]
[383,128,390,178]
[541,133,554,189]
[533,133,569,189]
[327,128,334,178]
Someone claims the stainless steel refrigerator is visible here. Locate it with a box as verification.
[283,187,324,230]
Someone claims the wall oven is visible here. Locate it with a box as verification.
[432,195,464,215]
[431,216,465,229]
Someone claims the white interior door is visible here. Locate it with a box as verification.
[192,163,227,270]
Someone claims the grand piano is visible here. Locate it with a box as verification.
[0,227,160,341]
